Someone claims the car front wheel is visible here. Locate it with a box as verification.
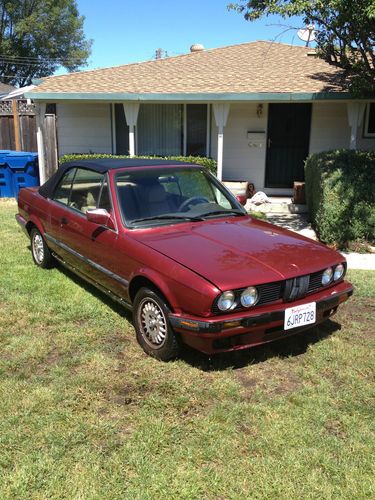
[133,287,180,361]
[30,228,54,269]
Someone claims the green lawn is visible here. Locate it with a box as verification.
[0,200,374,499]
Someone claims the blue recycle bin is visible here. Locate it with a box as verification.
[6,152,39,198]
[0,150,13,197]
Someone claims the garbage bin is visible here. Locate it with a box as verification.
[6,152,39,198]
[0,150,13,198]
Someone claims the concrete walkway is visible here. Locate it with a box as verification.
[265,212,375,271]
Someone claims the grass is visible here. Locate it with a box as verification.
[0,200,374,498]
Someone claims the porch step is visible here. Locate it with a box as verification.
[246,199,308,214]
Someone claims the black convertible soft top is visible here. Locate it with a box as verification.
[39,158,199,199]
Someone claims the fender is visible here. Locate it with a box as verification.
[129,267,182,313]
[27,213,46,236]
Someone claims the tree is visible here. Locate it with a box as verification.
[229,0,375,95]
[0,0,91,87]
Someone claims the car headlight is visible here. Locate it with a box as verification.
[217,291,235,311]
[240,286,258,307]
[333,263,345,281]
[322,267,333,285]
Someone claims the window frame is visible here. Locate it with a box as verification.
[363,102,375,138]
[52,168,113,216]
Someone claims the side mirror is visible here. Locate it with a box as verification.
[236,194,247,206]
[86,208,115,229]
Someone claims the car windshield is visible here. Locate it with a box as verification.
[115,167,246,228]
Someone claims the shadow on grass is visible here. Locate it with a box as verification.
[180,319,341,372]
[53,261,341,372]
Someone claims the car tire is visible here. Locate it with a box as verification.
[30,228,54,269]
[133,287,180,361]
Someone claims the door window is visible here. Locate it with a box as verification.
[53,168,76,205]
[69,169,105,213]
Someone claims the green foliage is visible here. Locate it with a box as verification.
[305,150,375,247]
[0,0,92,86]
[229,0,375,95]
[59,153,218,174]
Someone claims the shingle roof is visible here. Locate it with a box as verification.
[31,41,346,96]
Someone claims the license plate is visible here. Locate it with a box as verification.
[284,302,316,330]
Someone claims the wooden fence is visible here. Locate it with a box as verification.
[0,99,58,177]
[0,100,37,151]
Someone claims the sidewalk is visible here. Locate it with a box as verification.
[265,212,375,271]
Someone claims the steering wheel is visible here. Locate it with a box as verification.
[178,196,209,212]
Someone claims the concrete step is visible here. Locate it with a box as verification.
[246,201,308,214]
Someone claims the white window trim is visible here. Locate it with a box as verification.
[363,102,375,138]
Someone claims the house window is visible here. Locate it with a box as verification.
[114,104,129,154]
[138,104,183,156]
[364,102,375,137]
[186,104,208,156]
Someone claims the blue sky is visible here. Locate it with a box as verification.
[68,0,305,72]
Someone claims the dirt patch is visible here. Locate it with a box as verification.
[236,362,302,399]
[324,419,347,439]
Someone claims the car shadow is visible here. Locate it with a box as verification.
[179,319,341,371]
[51,262,341,372]
[56,264,133,322]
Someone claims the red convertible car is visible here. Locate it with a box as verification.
[16,159,352,360]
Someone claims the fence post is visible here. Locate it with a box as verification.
[12,99,21,151]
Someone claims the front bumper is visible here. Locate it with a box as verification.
[169,281,353,354]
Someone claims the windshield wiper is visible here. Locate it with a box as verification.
[131,214,204,224]
[199,209,246,219]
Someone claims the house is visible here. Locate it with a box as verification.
[0,82,15,98]
[26,41,375,192]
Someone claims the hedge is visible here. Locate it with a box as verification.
[59,154,217,175]
[305,150,375,247]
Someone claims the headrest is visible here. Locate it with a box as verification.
[146,183,167,203]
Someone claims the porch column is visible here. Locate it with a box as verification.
[123,103,140,157]
[347,102,366,149]
[35,103,46,184]
[213,103,230,180]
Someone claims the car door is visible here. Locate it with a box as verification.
[48,167,127,298]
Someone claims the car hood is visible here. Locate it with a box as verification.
[133,217,342,290]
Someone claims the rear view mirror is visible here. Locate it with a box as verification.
[86,208,115,229]
[236,194,247,206]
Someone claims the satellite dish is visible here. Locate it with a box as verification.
[297,24,316,46]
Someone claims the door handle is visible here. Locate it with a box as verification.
[60,217,68,226]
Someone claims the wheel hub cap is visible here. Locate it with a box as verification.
[32,234,44,264]
[139,299,167,348]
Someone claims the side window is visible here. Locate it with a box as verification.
[69,168,104,213]
[98,178,112,212]
[53,168,76,205]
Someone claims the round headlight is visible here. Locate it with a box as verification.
[241,287,258,308]
[334,263,345,281]
[322,267,333,285]
[217,291,235,311]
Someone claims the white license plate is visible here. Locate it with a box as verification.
[284,302,316,330]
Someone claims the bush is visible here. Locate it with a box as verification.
[305,150,375,248]
[59,153,217,175]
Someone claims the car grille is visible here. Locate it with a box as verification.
[212,267,344,314]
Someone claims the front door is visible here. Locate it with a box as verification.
[265,103,312,188]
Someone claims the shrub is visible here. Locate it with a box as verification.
[59,153,217,175]
[305,150,375,248]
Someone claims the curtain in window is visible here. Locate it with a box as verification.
[137,104,183,156]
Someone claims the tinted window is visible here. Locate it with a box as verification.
[53,168,76,205]
[69,168,104,213]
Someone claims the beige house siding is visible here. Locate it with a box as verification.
[211,103,268,189]
[309,103,350,154]
[57,103,112,156]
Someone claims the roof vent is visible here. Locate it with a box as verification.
[190,43,204,53]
